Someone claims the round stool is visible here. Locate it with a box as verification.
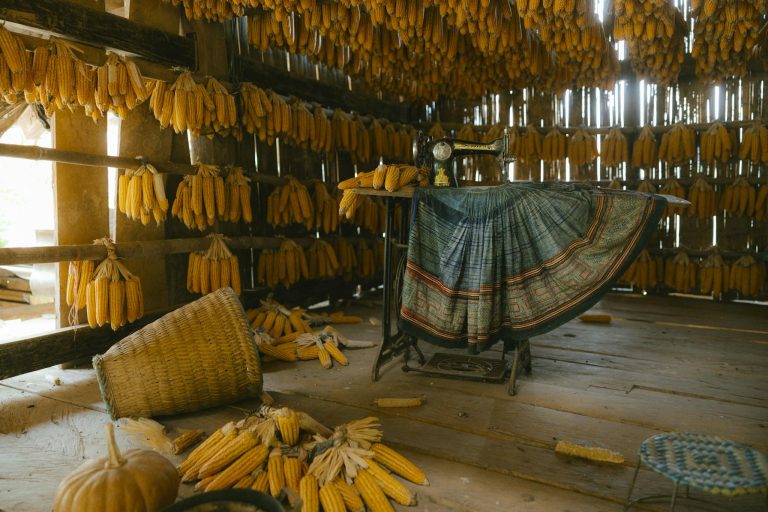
[624,432,768,511]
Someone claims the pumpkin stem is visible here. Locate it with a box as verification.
[104,423,125,468]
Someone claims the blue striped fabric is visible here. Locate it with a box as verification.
[399,182,665,350]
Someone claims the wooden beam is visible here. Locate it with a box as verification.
[0,235,316,266]
[0,0,195,69]
[0,308,170,380]
[241,56,410,123]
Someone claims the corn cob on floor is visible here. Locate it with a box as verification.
[1,293,767,511]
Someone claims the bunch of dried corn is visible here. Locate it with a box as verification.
[149,72,230,136]
[312,181,340,235]
[613,0,688,86]
[754,185,768,222]
[256,239,309,289]
[567,129,598,167]
[92,53,148,119]
[509,125,542,163]
[343,195,385,235]
[266,177,314,229]
[687,175,718,220]
[249,298,315,341]
[635,179,658,194]
[700,122,736,164]
[306,239,341,280]
[333,238,357,279]
[721,177,756,218]
[332,109,373,165]
[224,167,253,223]
[658,177,687,217]
[699,250,727,298]
[620,249,658,292]
[726,254,765,298]
[690,0,765,82]
[177,405,332,496]
[307,416,428,511]
[658,123,696,166]
[295,327,350,368]
[70,241,144,330]
[204,77,239,138]
[600,128,629,168]
[739,121,768,165]
[118,164,168,225]
[631,126,659,169]
[542,128,567,162]
[171,164,225,231]
[663,249,698,293]
[186,234,242,297]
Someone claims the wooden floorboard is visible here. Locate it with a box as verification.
[1,293,767,511]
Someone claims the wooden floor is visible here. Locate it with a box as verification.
[1,293,767,511]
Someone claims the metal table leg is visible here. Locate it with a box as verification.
[624,459,642,511]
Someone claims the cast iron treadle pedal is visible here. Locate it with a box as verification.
[403,352,509,382]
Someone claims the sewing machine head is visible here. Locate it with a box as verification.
[414,129,514,187]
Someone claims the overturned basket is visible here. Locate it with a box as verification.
[93,287,262,419]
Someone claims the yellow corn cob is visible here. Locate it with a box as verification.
[85,281,97,328]
[373,164,387,189]
[283,457,302,492]
[319,482,347,512]
[262,310,278,333]
[234,474,256,489]
[195,474,218,492]
[76,260,94,310]
[258,342,298,362]
[354,469,394,512]
[173,430,204,455]
[252,470,270,493]
[277,410,300,446]
[210,257,221,291]
[191,174,203,215]
[323,341,348,366]
[373,398,423,408]
[199,256,211,295]
[300,474,320,512]
[230,255,241,296]
[554,440,625,464]
[108,279,125,331]
[219,258,231,289]
[180,429,235,481]
[371,443,429,485]
[334,478,365,512]
[205,444,269,491]
[268,450,285,496]
[366,459,416,506]
[384,166,401,192]
[214,175,227,218]
[94,276,109,327]
[198,431,259,479]
[317,344,332,369]
[240,184,253,223]
[272,313,286,338]
[398,166,419,188]
[297,345,320,360]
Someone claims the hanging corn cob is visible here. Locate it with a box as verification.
[205,77,239,138]
[224,167,253,223]
[663,249,697,293]
[312,181,339,235]
[658,177,687,217]
[79,239,144,330]
[266,177,314,229]
[755,185,768,222]
[186,234,241,297]
[305,239,341,280]
[256,239,309,289]
[620,249,658,292]
[65,259,96,312]
[739,121,768,165]
[659,123,696,166]
[687,175,718,220]
[171,164,226,230]
[631,126,658,169]
[118,164,168,225]
[542,128,566,162]
[720,177,756,218]
[567,129,598,167]
[600,127,628,168]
[699,122,735,164]
[636,179,658,195]
[699,250,727,298]
[727,254,765,298]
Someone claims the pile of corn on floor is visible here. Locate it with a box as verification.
[1,292,766,511]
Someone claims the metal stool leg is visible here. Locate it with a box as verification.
[624,459,642,511]
[507,344,521,396]
[669,481,679,511]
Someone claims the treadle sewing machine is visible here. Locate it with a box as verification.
[368,129,535,395]
[366,129,690,395]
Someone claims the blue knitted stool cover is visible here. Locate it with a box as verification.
[640,433,768,497]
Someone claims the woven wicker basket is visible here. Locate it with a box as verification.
[93,287,262,419]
